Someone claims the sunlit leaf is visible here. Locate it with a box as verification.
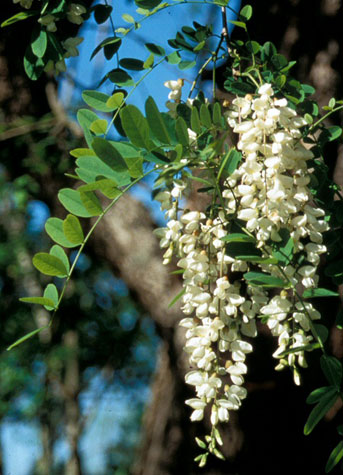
[45,217,76,248]
[58,189,93,217]
[50,245,70,274]
[43,284,59,311]
[63,214,84,245]
[33,253,68,277]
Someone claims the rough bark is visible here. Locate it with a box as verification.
[63,330,82,475]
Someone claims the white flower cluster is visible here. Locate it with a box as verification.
[154,183,267,426]
[154,81,328,438]
[225,83,328,380]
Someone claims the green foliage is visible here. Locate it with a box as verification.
[33,252,68,277]
[304,389,339,435]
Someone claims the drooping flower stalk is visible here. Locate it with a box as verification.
[154,80,329,454]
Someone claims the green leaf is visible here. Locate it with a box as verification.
[303,288,339,298]
[31,28,48,59]
[321,355,343,388]
[70,147,95,158]
[271,229,294,265]
[271,54,288,70]
[23,46,44,81]
[191,107,201,135]
[135,0,162,8]
[50,245,70,275]
[200,104,212,128]
[226,241,262,260]
[106,92,125,109]
[193,40,205,52]
[108,68,135,86]
[77,109,99,147]
[79,180,122,200]
[246,40,260,54]
[120,57,144,70]
[7,326,49,351]
[328,126,342,142]
[306,386,337,405]
[314,323,329,345]
[228,20,247,31]
[143,53,154,69]
[90,119,108,135]
[243,272,288,288]
[120,105,151,149]
[175,117,189,146]
[122,13,135,23]
[168,288,186,308]
[240,5,253,21]
[63,214,84,245]
[124,156,143,178]
[212,102,222,126]
[224,78,255,95]
[43,283,59,311]
[33,253,68,277]
[221,233,255,243]
[93,4,113,24]
[326,440,343,473]
[45,217,76,248]
[304,113,313,125]
[58,189,93,217]
[304,390,339,435]
[76,156,130,185]
[178,60,196,70]
[50,0,67,14]
[220,148,242,176]
[82,90,113,112]
[91,37,121,60]
[166,51,181,64]
[145,96,171,144]
[145,43,165,56]
[2,11,37,28]
[261,41,277,61]
[92,137,129,175]
[328,97,336,109]
[19,297,56,308]
[79,190,103,216]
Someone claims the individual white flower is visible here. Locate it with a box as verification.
[164,79,184,102]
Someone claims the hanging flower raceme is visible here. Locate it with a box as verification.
[154,80,329,456]
[225,83,328,381]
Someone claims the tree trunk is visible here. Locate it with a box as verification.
[63,330,82,475]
